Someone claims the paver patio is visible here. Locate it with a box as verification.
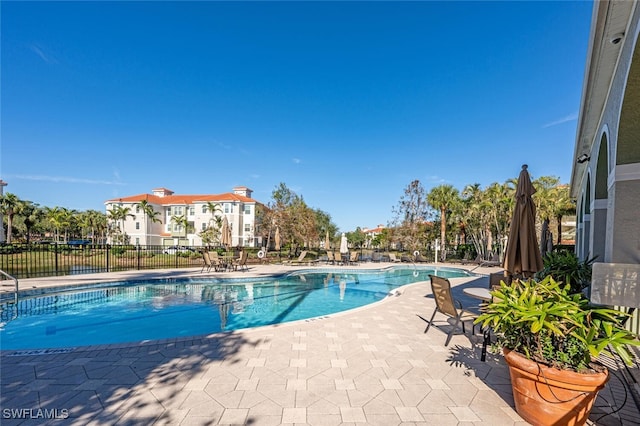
[1,263,637,425]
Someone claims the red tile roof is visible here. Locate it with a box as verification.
[105,192,257,205]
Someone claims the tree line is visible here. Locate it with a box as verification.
[387,176,574,261]
[0,175,573,260]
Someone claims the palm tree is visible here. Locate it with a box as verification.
[553,186,576,245]
[77,210,107,243]
[0,192,20,243]
[204,201,222,225]
[17,200,42,244]
[59,208,77,242]
[171,215,193,244]
[427,184,460,261]
[107,205,134,244]
[136,199,162,245]
[45,206,65,242]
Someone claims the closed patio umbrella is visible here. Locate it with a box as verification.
[340,233,348,257]
[503,165,543,279]
[221,216,232,248]
[540,220,552,258]
[274,226,281,251]
[325,230,331,250]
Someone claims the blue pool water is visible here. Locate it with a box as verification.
[0,266,472,350]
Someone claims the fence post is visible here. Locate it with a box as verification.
[54,243,59,276]
[106,244,110,272]
[137,245,141,270]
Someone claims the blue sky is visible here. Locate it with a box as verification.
[1,1,592,232]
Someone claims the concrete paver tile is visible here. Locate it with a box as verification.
[287,378,307,390]
[330,359,348,368]
[419,412,461,425]
[295,390,322,407]
[73,379,107,390]
[244,414,284,425]
[416,389,456,414]
[365,413,402,426]
[369,359,388,368]
[156,409,196,425]
[380,378,403,390]
[260,388,297,407]
[449,406,482,422]
[236,378,259,391]
[307,397,341,415]
[395,385,431,406]
[323,390,350,407]
[244,395,282,415]
[150,387,191,410]
[306,413,343,426]
[395,406,425,422]
[363,398,397,415]
[346,389,376,407]
[183,377,210,391]
[443,383,479,406]
[282,407,306,423]
[290,358,307,368]
[424,378,450,389]
[218,407,249,425]
[213,389,245,408]
[340,406,367,423]
[247,357,266,367]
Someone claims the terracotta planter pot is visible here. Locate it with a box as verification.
[504,349,609,426]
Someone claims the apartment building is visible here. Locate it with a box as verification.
[105,186,263,247]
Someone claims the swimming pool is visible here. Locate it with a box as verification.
[0,266,472,350]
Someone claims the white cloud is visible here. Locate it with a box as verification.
[292,158,301,164]
[10,174,126,185]
[29,43,58,64]
[543,112,578,128]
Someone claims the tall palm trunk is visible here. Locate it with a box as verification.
[440,207,446,261]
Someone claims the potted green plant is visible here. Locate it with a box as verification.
[476,276,639,426]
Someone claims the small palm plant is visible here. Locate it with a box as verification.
[476,276,639,372]
[536,250,595,294]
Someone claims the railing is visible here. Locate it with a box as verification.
[0,268,19,305]
[0,244,207,279]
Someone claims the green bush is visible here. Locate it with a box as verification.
[536,250,595,294]
[111,246,127,256]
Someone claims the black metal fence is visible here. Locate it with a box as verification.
[0,242,473,281]
[0,243,205,279]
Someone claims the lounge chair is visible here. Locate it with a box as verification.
[461,254,482,265]
[284,250,312,265]
[348,251,359,265]
[334,251,345,265]
[201,251,213,273]
[480,253,501,267]
[424,275,478,346]
[326,251,335,265]
[232,250,249,272]
[388,253,401,263]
